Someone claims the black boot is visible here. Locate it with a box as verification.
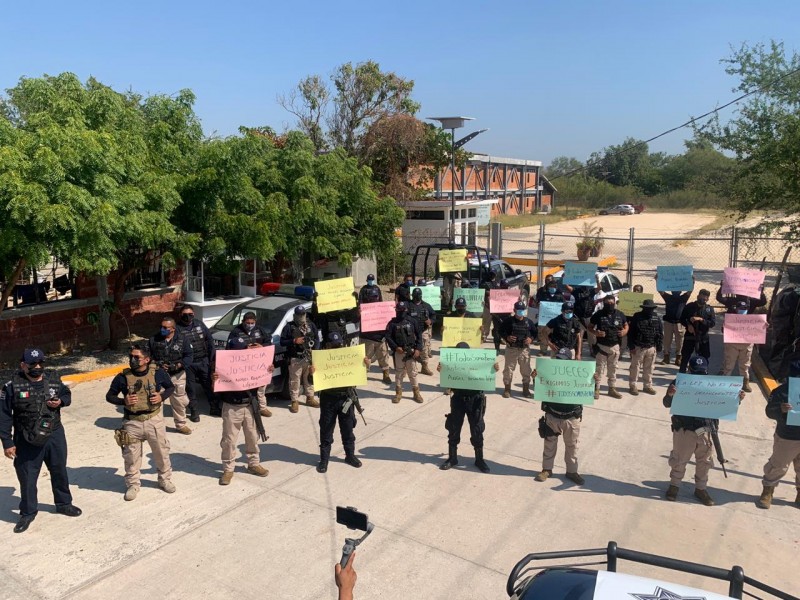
[440,445,458,470]
[317,449,330,473]
[344,454,362,468]
[188,406,200,423]
[474,447,490,473]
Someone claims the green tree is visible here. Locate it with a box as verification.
[699,40,800,236]
[0,73,202,347]
[545,156,584,179]
[587,137,652,189]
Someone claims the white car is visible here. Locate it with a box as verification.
[598,204,635,215]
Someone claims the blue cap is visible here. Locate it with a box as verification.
[514,301,526,311]
[294,305,307,315]
[455,342,470,349]
[227,337,249,350]
[688,355,708,374]
[455,297,467,308]
[328,331,343,344]
[367,274,375,281]
[22,348,46,364]
[555,347,572,360]
[736,300,749,311]
[562,302,573,311]
[396,301,408,312]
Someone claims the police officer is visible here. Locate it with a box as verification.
[678,289,716,373]
[149,316,194,432]
[717,283,767,392]
[480,271,499,343]
[105,344,176,501]
[214,336,271,485]
[385,301,423,404]
[437,342,497,474]
[546,302,583,358]
[534,275,565,355]
[229,311,274,417]
[757,359,800,509]
[656,273,694,365]
[1,349,81,533]
[499,301,537,398]
[358,275,392,385]
[662,356,736,506]
[310,332,369,473]
[571,284,598,354]
[280,306,320,413]
[394,273,414,302]
[589,296,628,399]
[534,347,586,485]
[451,296,479,319]
[409,286,435,376]
[627,299,663,396]
[490,280,510,352]
[177,305,218,416]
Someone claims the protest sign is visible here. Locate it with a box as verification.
[563,261,597,286]
[533,357,596,405]
[722,267,766,298]
[314,277,356,313]
[787,378,800,426]
[453,287,485,313]
[439,348,497,391]
[670,373,742,421]
[656,265,693,291]
[438,248,467,273]
[214,346,275,392]
[360,301,395,333]
[723,313,768,344]
[442,317,482,348]
[418,285,442,310]
[616,291,653,317]
[311,344,367,392]
[490,288,520,314]
[537,301,563,326]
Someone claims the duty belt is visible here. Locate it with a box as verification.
[545,406,581,419]
[124,408,160,421]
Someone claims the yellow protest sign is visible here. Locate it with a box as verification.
[314,277,356,313]
[616,291,653,316]
[442,317,482,348]
[438,248,467,273]
[311,344,367,392]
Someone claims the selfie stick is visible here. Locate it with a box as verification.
[340,522,374,568]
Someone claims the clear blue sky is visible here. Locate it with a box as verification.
[2,0,797,164]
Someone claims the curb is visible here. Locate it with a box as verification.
[63,364,127,386]
[751,351,778,395]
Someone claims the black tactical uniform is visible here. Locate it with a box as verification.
[408,292,436,375]
[659,289,692,364]
[0,349,81,533]
[316,332,363,473]
[546,305,582,355]
[385,303,424,403]
[228,322,271,347]
[679,293,716,373]
[716,288,767,314]
[442,390,489,473]
[627,300,664,395]
[177,311,218,415]
[571,285,597,354]
[149,330,193,373]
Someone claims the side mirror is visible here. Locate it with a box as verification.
[515,269,522,275]
[622,282,630,289]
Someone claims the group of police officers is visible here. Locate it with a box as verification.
[2,271,799,534]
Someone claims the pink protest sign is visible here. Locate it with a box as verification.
[722,267,765,298]
[490,288,521,314]
[360,301,396,332]
[723,313,768,344]
[214,346,275,392]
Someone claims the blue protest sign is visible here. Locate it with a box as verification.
[787,378,800,426]
[563,261,597,287]
[657,265,694,292]
[537,301,563,326]
[670,374,742,421]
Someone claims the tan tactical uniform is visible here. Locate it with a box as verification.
[669,429,714,490]
[542,412,581,473]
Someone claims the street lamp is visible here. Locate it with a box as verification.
[428,116,478,245]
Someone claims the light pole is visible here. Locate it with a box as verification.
[428,116,482,245]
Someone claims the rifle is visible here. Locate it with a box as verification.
[248,391,268,442]
[706,419,728,478]
[343,388,367,426]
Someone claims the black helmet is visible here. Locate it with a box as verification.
[412,287,423,300]
[455,297,467,308]
[396,301,408,313]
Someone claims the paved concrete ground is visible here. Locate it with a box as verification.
[1,333,798,600]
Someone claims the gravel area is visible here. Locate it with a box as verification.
[0,346,133,383]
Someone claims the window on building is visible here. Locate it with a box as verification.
[468,208,476,218]
[406,210,445,220]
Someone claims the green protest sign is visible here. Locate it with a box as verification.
[533,357,596,405]
[439,348,497,391]
[453,287,485,313]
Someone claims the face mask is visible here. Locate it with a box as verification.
[515,309,525,317]
[395,311,405,318]
[129,357,144,370]
[548,287,556,294]
[27,366,44,378]
[367,280,374,286]
[294,314,306,324]
[604,303,615,312]
[564,312,573,320]
[160,327,171,337]
[180,314,193,324]
[244,323,255,331]
[697,298,707,306]
[737,310,747,315]
[405,280,413,287]
[643,308,655,314]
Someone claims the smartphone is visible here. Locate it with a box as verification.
[336,506,368,531]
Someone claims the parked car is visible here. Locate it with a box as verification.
[598,204,635,215]
[538,266,628,316]
[209,285,360,397]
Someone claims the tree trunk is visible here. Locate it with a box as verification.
[0,258,27,315]
[108,267,136,350]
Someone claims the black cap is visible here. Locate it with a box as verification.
[22,348,46,365]
[688,355,708,374]
[396,301,408,312]
[412,287,422,298]
[294,305,307,315]
[455,342,470,349]
[561,302,573,311]
[243,311,257,320]
[328,331,343,344]
[514,301,526,311]
[417,278,427,285]
[640,299,657,309]
[455,297,467,308]
[367,274,375,281]
[227,336,249,350]
[735,300,749,311]
[555,347,573,360]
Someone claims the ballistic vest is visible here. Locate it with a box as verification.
[549,315,580,349]
[510,318,533,348]
[11,373,63,445]
[122,364,160,415]
[631,311,661,347]
[150,333,186,366]
[179,322,209,360]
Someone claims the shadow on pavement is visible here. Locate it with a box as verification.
[358,445,442,466]
[641,479,756,506]
[262,442,318,467]
[68,466,122,493]
[94,416,121,430]
[547,474,663,499]
[170,452,222,479]
[0,485,20,522]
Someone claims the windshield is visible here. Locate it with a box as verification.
[213,306,286,334]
